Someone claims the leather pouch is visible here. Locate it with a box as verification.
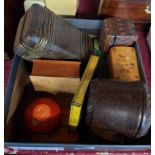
[14,4,93,61]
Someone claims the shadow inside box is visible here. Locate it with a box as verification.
[7,83,79,143]
[5,48,151,145]
[4,52,150,145]
[4,54,109,144]
[5,78,151,145]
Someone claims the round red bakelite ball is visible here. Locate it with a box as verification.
[24,98,61,133]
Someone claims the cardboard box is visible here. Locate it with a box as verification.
[4,19,150,153]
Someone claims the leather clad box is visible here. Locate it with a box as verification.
[14,4,93,61]
[109,46,140,81]
[99,18,138,53]
[4,19,150,153]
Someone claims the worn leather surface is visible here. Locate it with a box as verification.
[86,79,150,141]
[14,4,93,61]
[100,18,138,53]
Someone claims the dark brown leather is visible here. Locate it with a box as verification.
[14,4,93,61]
[99,18,138,53]
[86,78,150,141]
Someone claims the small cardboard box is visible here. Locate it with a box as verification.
[24,0,79,16]
[4,19,150,153]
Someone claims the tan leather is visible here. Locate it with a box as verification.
[109,46,140,81]
[31,59,81,77]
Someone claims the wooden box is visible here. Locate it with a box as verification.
[98,0,151,30]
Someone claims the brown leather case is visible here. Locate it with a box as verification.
[99,18,138,53]
[31,59,81,77]
[14,4,93,61]
[86,79,150,141]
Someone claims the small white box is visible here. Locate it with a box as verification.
[24,0,79,16]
